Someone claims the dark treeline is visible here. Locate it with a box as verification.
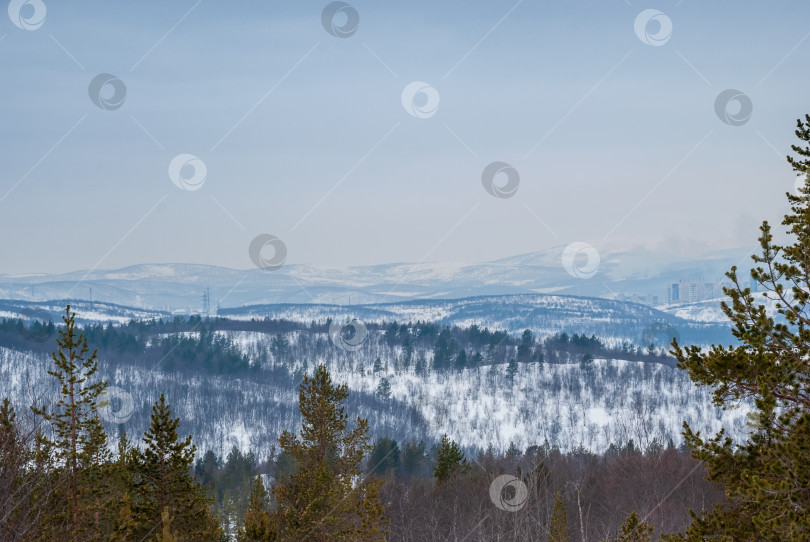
[196,434,720,540]
[0,314,677,378]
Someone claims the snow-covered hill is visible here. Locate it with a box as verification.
[0,324,752,461]
[220,294,733,346]
[0,245,756,310]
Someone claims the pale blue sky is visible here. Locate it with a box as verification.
[1,1,808,274]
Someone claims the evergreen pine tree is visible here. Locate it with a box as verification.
[399,440,427,479]
[506,358,518,384]
[376,378,391,399]
[30,305,110,540]
[670,114,810,540]
[134,394,221,541]
[237,475,274,542]
[414,353,428,375]
[454,349,468,371]
[402,336,414,369]
[517,329,533,362]
[607,511,653,542]
[549,492,569,542]
[367,437,400,476]
[270,364,388,541]
[155,506,181,542]
[433,434,469,483]
[109,431,139,541]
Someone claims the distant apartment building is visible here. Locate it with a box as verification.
[668,280,724,304]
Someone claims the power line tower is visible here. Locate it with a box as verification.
[202,287,211,316]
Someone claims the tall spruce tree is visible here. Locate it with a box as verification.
[607,511,653,542]
[134,394,221,541]
[237,475,274,542]
[433,434,469,483]
[548,492,569,542]
[270,364,388,541]
[30,305,110,540]
[669,115,810,540]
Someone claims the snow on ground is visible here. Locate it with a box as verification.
[328,357,753,453]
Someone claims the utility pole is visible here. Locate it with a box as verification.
[202,287,211,316]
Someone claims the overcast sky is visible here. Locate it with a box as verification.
[1,0,808,274]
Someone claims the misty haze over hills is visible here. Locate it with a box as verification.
[0,245,755,311]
